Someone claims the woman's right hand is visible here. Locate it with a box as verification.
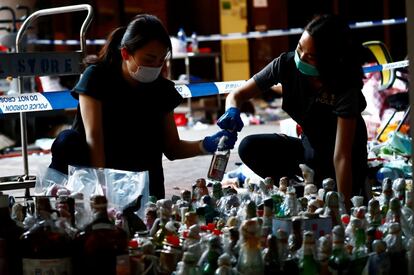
[217,107,244,132]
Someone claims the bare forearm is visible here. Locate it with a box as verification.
[87,138,105,168]
[164,140,206,160]
[225,78,262,110]
[334,155,352,208]
[225,92,240,109]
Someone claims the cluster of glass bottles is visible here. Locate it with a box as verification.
[0,194,128,275]
[0,175,413,275]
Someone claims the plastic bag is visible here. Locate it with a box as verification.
[104,167,149,219]
[35,167,68,196]
[67,166,149,220]
[388,131,412,155]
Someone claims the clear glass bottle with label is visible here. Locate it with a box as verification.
[207,136,230,182]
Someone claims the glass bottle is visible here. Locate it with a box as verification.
[328,225,350,275]
[55,193,78,239]
[0,194,23,275]
[263,234,280,273]
[177,27,188,53]
[366,198,382,228]
[276,229,299,274]
[174,251,201,275]
[384,222,408,274]
[288,217,303,257]
[317,235,332,275]
[73,195,128,275]
[207,136,230,182]
[20,196,73,275]
[323,191,341,227]
[349,227,368,274]
[379,178,393,220]
[199,235,222,275]
[367,240,390,275]
[299,231,319,275]
[191,32,199,53]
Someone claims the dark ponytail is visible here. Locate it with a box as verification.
[85,14,171,68]
[84,26,126,67]
[121,14,172,55]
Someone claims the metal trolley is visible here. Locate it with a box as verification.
[0,4,93,195]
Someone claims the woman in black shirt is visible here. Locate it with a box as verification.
[49,14,237,199]
[218,15,367,207]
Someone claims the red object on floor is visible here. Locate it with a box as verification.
[174,113,188,126]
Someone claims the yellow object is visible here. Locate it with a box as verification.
[363,40,395,90]
[377,121,410,142]
[220,0,250,81]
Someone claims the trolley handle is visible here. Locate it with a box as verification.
[16,4,93,54]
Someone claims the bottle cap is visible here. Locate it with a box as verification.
[0,195,8,208]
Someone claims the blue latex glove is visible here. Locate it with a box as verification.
[202,130,238,153]
[217,107,244,132]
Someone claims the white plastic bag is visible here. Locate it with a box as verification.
[35,167,68,196]
[67,166,149,220]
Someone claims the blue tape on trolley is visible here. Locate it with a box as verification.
[27,17,407,45]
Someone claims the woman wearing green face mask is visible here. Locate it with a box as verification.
[217,14,367,209]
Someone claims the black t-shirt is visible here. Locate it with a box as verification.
[71,64,183,198]
[253,51,367,182]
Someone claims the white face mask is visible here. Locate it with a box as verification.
[128,59,163,83]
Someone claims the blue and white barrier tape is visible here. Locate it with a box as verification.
[0,60,409,114]
[0,91,77,114]
[27,17,407,45]
[349,17,407,29]
[362,60,409,73]
[175,80,245,98]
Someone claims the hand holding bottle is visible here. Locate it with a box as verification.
[202,130,237,153]
[217,107,244,132]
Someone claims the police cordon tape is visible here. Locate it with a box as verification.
[27,17,407,45]
[0,60,409,115]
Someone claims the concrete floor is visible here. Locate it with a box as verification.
[0,123,280,198]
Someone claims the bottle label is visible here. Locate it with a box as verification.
[23,258,71,275]
[208,154,229,181]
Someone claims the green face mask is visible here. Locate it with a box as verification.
[294,50,319,76]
